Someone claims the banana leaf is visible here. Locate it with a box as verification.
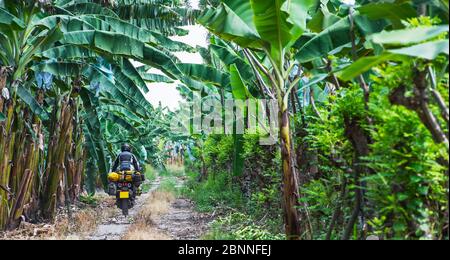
[369,25,449,46]
[357,2,417,29]
[0,7,25,29]
[80,87,109,189]
[16,85,50,121]
[388,40,449,60]
[230,64,252,100]
[209,43,254,80]
[178,63,231,89]
[140,73,174,83]
[198,1,263,49]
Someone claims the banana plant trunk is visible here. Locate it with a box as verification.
[0,67,7,109]
[0,67,8,229]
[66,101,85,202]
[6,107,42,230]
[41,96,75,220]
[0,101,15,230]
[279,102,301,239]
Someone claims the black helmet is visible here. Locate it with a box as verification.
[121,143,131,152]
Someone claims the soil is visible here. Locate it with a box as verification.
[87,177,212,240]
[155,198,211,240]
[1,174,213,240]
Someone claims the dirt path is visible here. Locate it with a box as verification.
[86,176,212,240]
[155,198,211,240]
[0,169,212,240]
[86,177,162,240]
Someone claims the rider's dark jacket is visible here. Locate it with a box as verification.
[112,151,140,172]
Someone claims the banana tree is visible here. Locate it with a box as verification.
[177,35,268,179]
[337,24,449,149]
[0,0,64,229]
[294,0,449,239]
[0,0,194,227]
[198,0,322,239]
[194,0,413,239]
[54,0,199,37]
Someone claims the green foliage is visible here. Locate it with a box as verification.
[242,133,282,217]
[183,170,244,212]
[141,165,157,193]
[1,0,442,239]
[300,56,449,239]
[159,165,186,178]
[305,85,363,157]
[204,212,285,240]
[144,165,158,181]
[203,135,235,172]
[363,64,448,239]
[180,1,449,241]
[183,133,284,239]
[159,177,179,195]
[79,194,98,206]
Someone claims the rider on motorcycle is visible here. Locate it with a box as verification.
[109,143,144,195]
[112,143,141,173]
[109,143,143,214]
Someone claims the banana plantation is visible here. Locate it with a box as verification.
[0,0,449,240]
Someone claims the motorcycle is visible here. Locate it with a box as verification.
[107,171,144,216]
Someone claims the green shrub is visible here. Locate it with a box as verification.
[79,194,98,206]
[183,171,244,212]
[159,177,179,195]
[158,165,185,178]
[203,212,285,240]
[299,61,449,240]
[144,165,157,182]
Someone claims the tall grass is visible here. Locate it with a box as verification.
[182,171,244,212]
[144,165,157,182]
[141,165,158,193]
[159,164,185,178]
[159,177,179,195]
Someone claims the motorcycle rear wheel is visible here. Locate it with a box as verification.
[121,199,129,216]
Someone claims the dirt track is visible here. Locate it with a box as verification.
[155,198,211,240]
[0,174,212,240]
[87,177,211,240]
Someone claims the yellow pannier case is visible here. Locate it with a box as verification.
[108,171,140,183]
[122,171,133,182]
[108,172,120,182]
